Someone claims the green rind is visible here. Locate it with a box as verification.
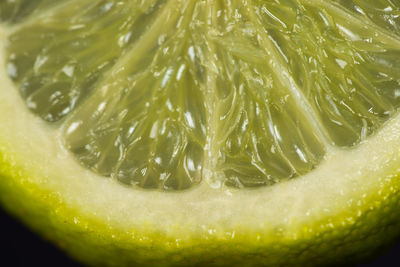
[1,144,400,266]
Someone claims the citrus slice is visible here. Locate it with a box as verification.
[1,0,400,266]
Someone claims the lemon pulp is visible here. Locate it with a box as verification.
[2,0,400,191]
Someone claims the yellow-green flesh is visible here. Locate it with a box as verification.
[4,0,400,191]
[1,0,400,266]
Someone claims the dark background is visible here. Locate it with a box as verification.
[0,207,398,267]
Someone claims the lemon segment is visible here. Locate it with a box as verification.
[4,0,400,190]
[2,42,400,264]
[2,1,400,266]
[3,17,400,262]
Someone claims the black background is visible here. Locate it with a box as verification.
[0,207,398,267]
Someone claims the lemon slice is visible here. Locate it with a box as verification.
[1,0,400,266]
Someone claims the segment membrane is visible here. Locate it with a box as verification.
[4,0,400,190]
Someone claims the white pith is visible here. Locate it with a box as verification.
[1,21,400,243]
